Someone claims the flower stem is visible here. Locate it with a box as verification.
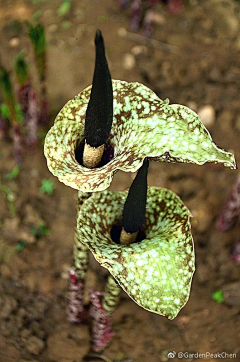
[90,276,121,351]
[90,288,115,352]
[102,275,121,316]
[89,275,120,352]
[66,191,91,323]
[26,21,48,126]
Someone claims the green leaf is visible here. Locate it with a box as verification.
[0,103,10,119]
[26,21,46,55]
[78,187,195,319]
[98,15,109,23]
[212,289,224,303]
[14,52,29,86]
[32,10,43,21]
[6,165,21,180]
[0,66,15,108]
[39,178,55,195]
[30,223,51,237]
[57,2,71,17]
[15,104,24,123]
[15,240,27,253]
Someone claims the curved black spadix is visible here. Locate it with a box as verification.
[122,158,149,234]
[84,30,113,148]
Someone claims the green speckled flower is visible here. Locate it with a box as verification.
[77,187,194,319]
[44,80,236,192]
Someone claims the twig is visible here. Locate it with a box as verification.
[117,27,179,53]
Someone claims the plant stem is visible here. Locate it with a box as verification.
[26,21,48,126]
[66,191,91,323]
[12,124,24,163]
[90,275,121,351]
[102,275,121,316]
[26,89,38,148]
[90,288,115,352]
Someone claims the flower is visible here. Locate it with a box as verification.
[77,187,194,319]
[44,80,236,192]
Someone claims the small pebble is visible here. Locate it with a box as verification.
[122,53,136,70]
[47,24,58,33]
[209,336,217,342]
[131,45,148,56]
[186,101,198,112]
[0,296,17,319]
[118,27,127,37]
[21,329,32,342]
[26,335,45,355]
[9,37,20,47]
[2,217,20,233]
[30,168,39,177]
[198,105,215,127]
[152,12,165,25]
[222,281,240,308]
[19,229,36,244]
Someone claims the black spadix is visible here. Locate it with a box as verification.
[84,30,113,148]
[122,158,149,234]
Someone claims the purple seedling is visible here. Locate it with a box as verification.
[0,65,23,163]
[0,103,10,140]
[26,21,48,126]
[118,0,185,35]
[14,52,39,148]
[215,174,240,232]
[215,173,240,265]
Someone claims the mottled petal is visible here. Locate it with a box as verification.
[77,188,195,319]
[44,80,236,192]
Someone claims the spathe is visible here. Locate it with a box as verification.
[77,187,195,319]
[44,80,236,192]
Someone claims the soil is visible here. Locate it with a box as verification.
[0,0,240,361]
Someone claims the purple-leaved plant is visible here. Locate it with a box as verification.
[118,0,185,35]
[26,21,48,127]
[216,173,240,264]
[0,65,24,163]
[14,52,39,149]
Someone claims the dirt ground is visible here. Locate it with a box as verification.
[0,0,240,361]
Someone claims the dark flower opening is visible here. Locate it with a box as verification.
[75,140,114,167]
[111,221,146,244]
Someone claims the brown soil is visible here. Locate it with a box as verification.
[0,1,240,361]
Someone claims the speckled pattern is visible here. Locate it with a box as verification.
[44,80,236,192]
[77,187,194,319]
